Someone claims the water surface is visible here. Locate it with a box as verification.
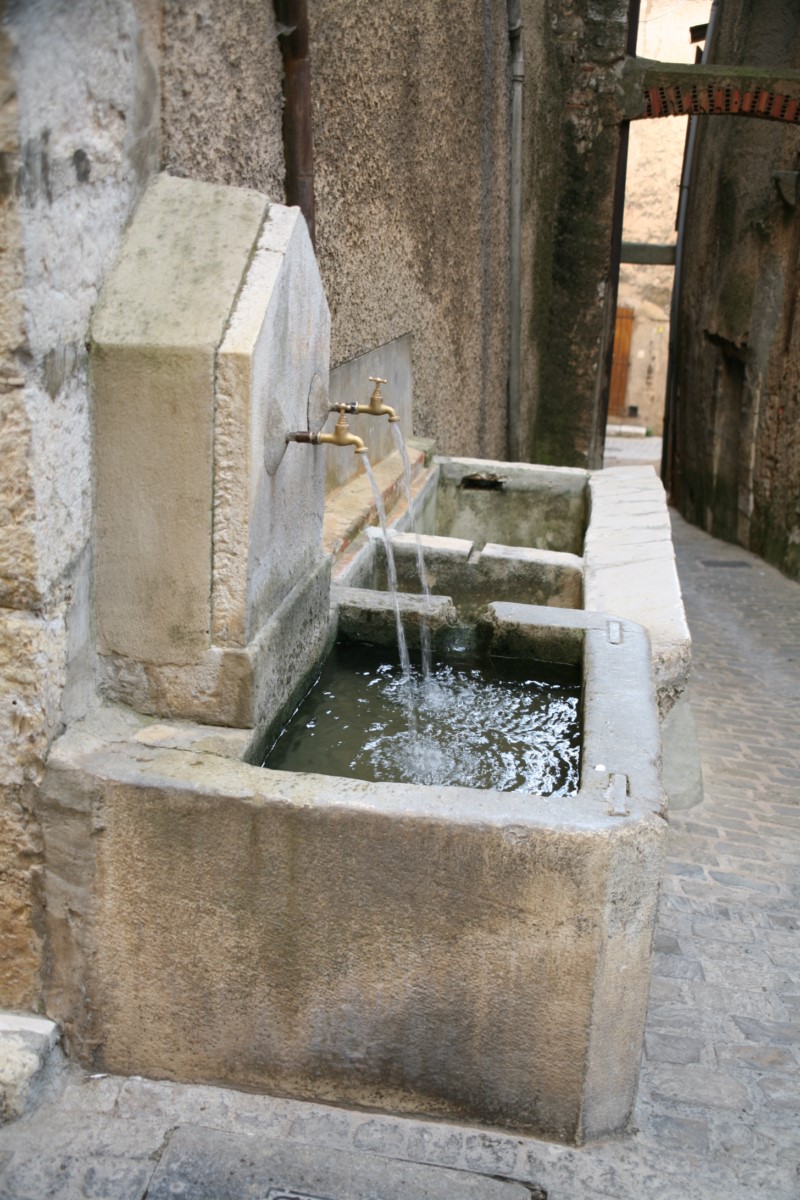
[263,642,580,796]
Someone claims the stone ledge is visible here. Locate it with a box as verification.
[0,1013,63,1124]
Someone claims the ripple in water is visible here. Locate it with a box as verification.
[263,644,580,797]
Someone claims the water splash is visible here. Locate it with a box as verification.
[391,423,433,676]
[263,644,580,796]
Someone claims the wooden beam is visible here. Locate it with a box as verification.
[621,242,677,265]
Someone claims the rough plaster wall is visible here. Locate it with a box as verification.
[673,0,800,579]
[311,1,511,460]
[0,0,161,1006]
[160,0,285,201]
[519,0,559,462]
[526,0,629,468]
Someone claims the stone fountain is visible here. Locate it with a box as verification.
[37,174,685,1144]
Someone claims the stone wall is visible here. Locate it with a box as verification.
[0,0,640,1010]
[311,1,511,460]
[158,1,513,462]
[523,0,630,468]
[160,0,285,200]
[0,0,161,1006]
[671,1,800,579]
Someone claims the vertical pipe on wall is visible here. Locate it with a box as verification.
[507,0,524,461]
[274,0,316,248]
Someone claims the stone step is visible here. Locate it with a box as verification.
[0,1014,63,1124]
[146,1125,531,1200]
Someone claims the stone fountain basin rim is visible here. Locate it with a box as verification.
[53,707,663,840]
[67,601,665,834]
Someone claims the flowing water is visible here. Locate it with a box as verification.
[361,456,412,680]
[262,642,581,796]
[390,423,433,676]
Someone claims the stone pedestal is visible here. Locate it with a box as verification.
[91,175,331,727]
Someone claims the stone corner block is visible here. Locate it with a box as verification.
[0,1012,63,1124]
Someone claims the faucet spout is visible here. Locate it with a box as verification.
[286,406,368,455]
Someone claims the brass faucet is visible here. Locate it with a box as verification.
[333,376,399,423]
[286,406,368,455]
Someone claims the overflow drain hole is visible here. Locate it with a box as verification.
[460,473,506,491]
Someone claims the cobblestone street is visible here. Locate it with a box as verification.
[1,511,798,1198]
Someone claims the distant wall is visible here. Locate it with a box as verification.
[672,1,800,579]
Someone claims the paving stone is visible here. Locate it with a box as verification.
[145,1124,530,1199]
[707,871,781,894]
[646,1113,709,1152]
[404,1124,464,1168]
[691,983,784,1019]
[665,860,708,878]
[706,1115,755,1154]
[55,1074,122,1116]
[645,1032,704,1065]
[352,1118,407,1156]
[462,1131,520,1175]
[649,1064,750,1110]
[732,1016,800,1044]
[652,953,705,981]
[0,1154,154,1200]
[755,1075,800,1111]
[653,930,682,954]
[691,918,755,944]
[715,1044,797,1071]
[288,1108,364,1148]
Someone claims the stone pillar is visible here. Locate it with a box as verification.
[92,174,332,728]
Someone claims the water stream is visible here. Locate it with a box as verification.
[361,455,412,682]
[390,423,433,676]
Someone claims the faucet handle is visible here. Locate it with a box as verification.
[369,376,387,385]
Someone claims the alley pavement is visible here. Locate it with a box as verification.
[1,511,798,1198]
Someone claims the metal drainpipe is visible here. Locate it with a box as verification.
[593,0,641,468]
[507,0,524,461]
[274,0,316,248]
[662,0,720,492]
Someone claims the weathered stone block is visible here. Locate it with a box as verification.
[91,176,332,728]
[38,606,665,1145]
[92,174,269,665]
[0,1014,61,1124]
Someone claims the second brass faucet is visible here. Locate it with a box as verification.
[333,376,399,423]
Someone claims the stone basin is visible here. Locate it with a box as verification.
[39,598,665,1145]
[333,455,691,715]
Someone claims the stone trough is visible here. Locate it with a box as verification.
[335,453,690,715]
[36,175,687,1145]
